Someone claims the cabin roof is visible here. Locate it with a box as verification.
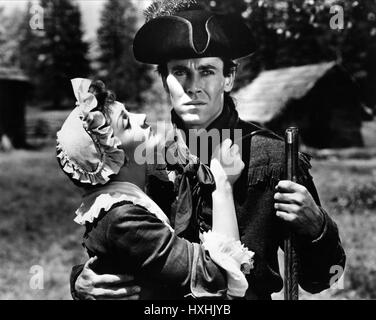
[233,61,338,123]
[0,67,29,82]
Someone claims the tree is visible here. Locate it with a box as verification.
[0,6,9,65]
[236,0,376,108]
[0,6,25,68]
[16,2,45,102]
[333,0,376,108]
[97,0,152,105]
[18,2,42,72]
[37,0,90,109]
[199,0,247,14]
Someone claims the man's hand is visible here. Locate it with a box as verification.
[274,180,325,240]
[75,257,141,300]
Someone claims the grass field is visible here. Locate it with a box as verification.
[0,148,85,300]
[274,158,376,300]
[1,145,375,300]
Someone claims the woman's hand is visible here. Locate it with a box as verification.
[210,139,245,186]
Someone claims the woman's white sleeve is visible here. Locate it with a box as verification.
[201,230,255,297]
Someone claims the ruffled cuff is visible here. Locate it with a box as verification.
[201,231,254,297]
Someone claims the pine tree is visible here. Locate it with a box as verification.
[18,2,42,71]
[37,0,90,109]
[0,6,25,68]
[0,7,8,66]
[97,0,152,105]
[16,2,45,102]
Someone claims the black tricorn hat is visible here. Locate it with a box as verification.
[133,8,257,64]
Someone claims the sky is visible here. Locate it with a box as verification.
[0,0,151,40]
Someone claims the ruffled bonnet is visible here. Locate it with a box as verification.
[56,78,125,186]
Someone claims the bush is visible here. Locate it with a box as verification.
[347,263,376,299]
[330,181,376,213]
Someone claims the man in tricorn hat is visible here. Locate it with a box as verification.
[71,0,345,300]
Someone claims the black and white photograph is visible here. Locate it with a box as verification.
[0,0,375,303]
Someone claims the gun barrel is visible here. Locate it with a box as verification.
[284,127,299,300]
[285,128,299,182]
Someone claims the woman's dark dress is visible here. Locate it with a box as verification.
[82,201,228,300]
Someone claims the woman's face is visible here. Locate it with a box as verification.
[108,102,152,156]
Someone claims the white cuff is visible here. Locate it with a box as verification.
[202,231,255,297]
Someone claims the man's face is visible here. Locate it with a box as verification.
[165,57,235,129]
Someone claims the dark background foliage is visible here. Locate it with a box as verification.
[1,0,375,110]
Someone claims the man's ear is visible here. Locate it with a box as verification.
[224,71,235,93]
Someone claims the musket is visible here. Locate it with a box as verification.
[284,127,299,300]
[232,127,300,299]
